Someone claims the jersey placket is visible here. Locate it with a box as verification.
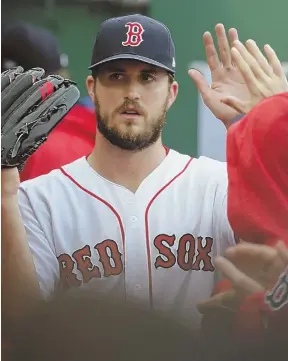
[123,194,151,307]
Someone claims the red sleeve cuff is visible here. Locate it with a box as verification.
[211,279,233,295]
[239,291,271,313]
[213,280,271,312]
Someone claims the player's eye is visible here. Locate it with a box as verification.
[108,73,125,81]
[140,73,155,82]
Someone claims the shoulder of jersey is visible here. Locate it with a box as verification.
[19,157,86,191]
[196,155,228,183]
[164,149,227,175]
[196,155,227,169]
[19,152,227,192]
[172,149,226,167]
[171,149,228,183]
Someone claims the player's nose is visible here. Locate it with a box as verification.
[124,81,141,101]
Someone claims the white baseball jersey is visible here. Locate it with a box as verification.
[19,149,235,327]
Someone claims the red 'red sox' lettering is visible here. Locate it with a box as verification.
[155,233,215,272]
[73,245,101,283]
[58,253,82,290]
[57,240,124,290]
[154,234,176,269]
[177,234,196,271]
[192,236,214,271]
[95,239,123,277]
[57,234,214,291]
[122,22,144,47]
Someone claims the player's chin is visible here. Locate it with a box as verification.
[117,122,147,136]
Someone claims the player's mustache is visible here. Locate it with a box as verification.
[116,100,145,116]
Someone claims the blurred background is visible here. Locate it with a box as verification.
[2,0,288,159]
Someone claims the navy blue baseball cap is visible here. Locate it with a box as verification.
[89,14,176,74]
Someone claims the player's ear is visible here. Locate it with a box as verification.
[167,78,178,110]
[86,75,96,103]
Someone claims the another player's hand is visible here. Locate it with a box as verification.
[220,40,288,114]
[197,241,288,313]
[188,24,249,128]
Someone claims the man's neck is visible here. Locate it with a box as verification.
[87,133,167,193]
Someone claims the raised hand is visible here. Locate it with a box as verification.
[220,40,288,114]
[189,24,249,128]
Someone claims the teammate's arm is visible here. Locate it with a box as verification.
[1,168,41,321]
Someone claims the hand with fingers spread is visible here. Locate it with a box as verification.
[197,241,288,313]
[189,24,249,128]
[221,40,288,114]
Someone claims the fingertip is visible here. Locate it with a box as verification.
[224,246,236,257]
[203,31,211,39]
[214,255,224,262]
[276,241,288,261]
[187,68,195,77]
[229,27,238,33]
[264,44,273,52]
[188,67,195,73]
[214,256,227,268]
[215,23,224,30]
[246,39,255,45]
[228,28,239,42]
[188,68,203,77]
[275,240,285,250]
[230,47,239,54]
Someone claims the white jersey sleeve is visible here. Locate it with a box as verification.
[197,156,236,252]
[18,183,60,299]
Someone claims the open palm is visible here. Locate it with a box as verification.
[189,24,249,128]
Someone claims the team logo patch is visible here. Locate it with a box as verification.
[122,22,144,47]
[265,267,288,311]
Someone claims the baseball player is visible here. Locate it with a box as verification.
[1,14,284,329]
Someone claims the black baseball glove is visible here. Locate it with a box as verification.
[1,66,80,171]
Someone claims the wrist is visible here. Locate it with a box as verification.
[1,195,19,208]
[231,113,245,124]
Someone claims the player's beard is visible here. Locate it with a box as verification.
[94,95,169,151]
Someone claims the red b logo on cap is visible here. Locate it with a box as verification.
[122,22,144,47]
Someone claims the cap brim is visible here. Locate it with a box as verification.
[89,54,175,74]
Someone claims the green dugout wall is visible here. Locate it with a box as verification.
[6,0,288,156]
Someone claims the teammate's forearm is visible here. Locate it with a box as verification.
[1,196,41,320]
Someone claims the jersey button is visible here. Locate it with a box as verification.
[130,216,137,222]
[135,284,142,290]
